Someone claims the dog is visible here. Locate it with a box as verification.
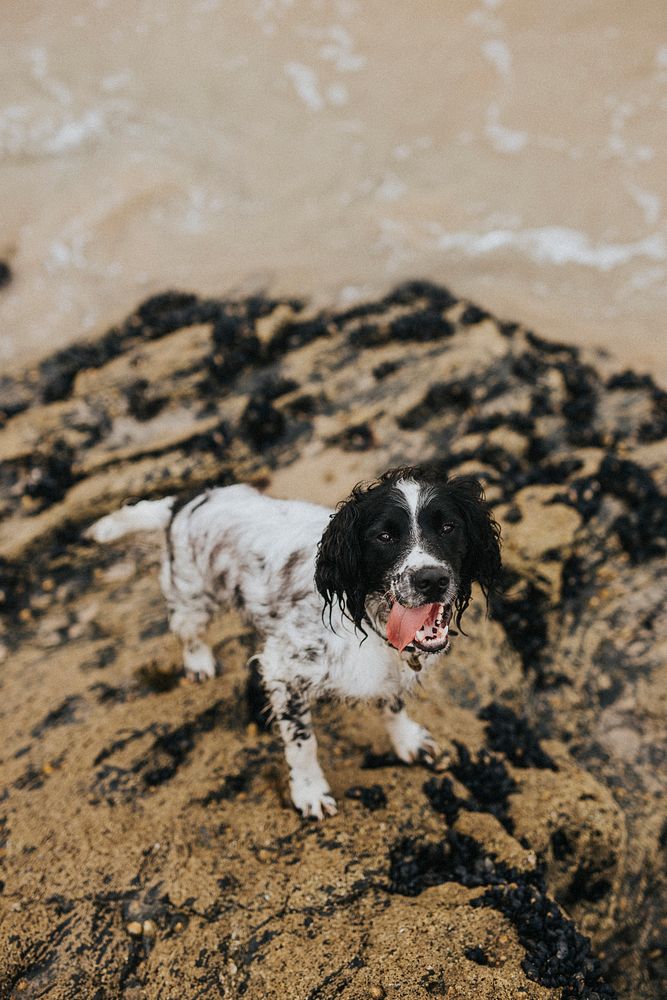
[86,465,501,819]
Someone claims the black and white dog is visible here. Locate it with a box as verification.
[87,465,501,819]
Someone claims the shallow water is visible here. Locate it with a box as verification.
[1,0,666,381]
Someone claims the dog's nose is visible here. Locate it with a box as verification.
[412,567,449,601]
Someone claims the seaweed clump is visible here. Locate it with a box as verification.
[387,830,514,896]
[450,743,517,833]
[344,784,387,811]
[125,379,167,422]
[389,309,455,344]
[239,396,286,451]
[472,880,616,999]
[423,775,464,825]
[479,703,557,770]
[597,456,666,562]
[465,945,490,966]
[388,824,615,998]
[204,314,262,388]
[424,742,517,834]
[490,570,551,682]
[18,439,77,512]
[398,379,475,430]
[383,279,458,311]
[558,455,666,563]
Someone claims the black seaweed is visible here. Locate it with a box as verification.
[479,703,557,770]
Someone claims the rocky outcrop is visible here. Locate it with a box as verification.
[0,283,664,998]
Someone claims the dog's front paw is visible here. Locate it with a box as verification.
[392,719,440,766]
[290,774,338,820]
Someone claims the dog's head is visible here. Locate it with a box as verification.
[315,465,501,654]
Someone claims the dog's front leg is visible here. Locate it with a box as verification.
[266,678,337,820]
[380,697,440,765]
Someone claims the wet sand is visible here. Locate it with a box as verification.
[1,1,666,381]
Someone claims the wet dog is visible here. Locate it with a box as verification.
[86,464,501,818]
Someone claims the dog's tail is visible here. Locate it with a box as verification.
[84,497,175,544]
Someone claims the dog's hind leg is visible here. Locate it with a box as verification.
[166,598,217,681]
[160,559,217,681]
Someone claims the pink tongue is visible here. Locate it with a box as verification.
[386,601,439,652]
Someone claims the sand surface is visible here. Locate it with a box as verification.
[1,1,667,380]
[1,284,665,997]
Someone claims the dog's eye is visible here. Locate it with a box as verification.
[440,522,455,534]
[377,531,395,543]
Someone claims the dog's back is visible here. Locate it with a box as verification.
[86,485,330,551]
[86,484,334,679]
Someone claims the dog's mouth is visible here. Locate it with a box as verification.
[412,602,452,654]
[385,600,452,655]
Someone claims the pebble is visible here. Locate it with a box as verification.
[369,987,386,999]
[37,632,63,649]
[77,602,100,624]
[127,921,143,937]
[31,593,53,611]
[99,560,135,583]
[142,919,157,938]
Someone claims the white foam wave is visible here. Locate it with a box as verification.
[0,100,131,158]
[284,62,324,111]
[482,39,512,78]
[485,102,527,154]
[433,226,667,271]
[313,25,366,72]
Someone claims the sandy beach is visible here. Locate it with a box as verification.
[1,1,666,380]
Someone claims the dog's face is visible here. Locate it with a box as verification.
[315,466,501,654]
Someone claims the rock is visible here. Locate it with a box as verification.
[0,281,664,998]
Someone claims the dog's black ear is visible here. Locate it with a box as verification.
[446,476,502,629]
[315,490,367,629]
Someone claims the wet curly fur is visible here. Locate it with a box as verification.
[316,465,501,634]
